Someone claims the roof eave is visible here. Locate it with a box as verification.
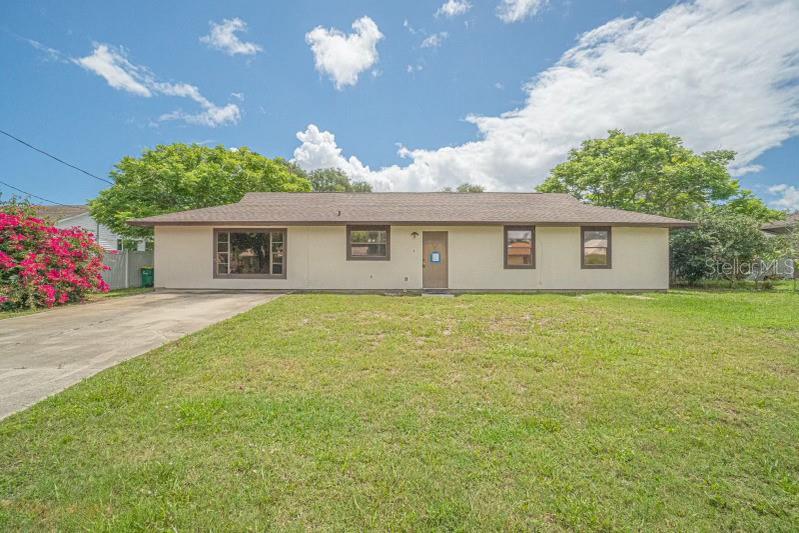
[129,219,696,228]
[762,227,791,235]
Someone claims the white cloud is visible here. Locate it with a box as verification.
[292,1,799,192]
[497,0,548,23]
[200,18,263,56]
[436,0,472,18]
[403,19,417,34]
[421,32,448,49]
[730,164,764,176]
[305,16,383,90]
[156,83,241,127]
[25,38,68,62]
[768,184,799,211]
[292,125,376,181]
[74,44,152,97]
[70,43,240,127]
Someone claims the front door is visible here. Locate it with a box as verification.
[422,231,448,289]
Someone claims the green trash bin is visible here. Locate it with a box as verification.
[140,267,154,288]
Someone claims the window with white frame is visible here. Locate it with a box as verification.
[214,229,286,278]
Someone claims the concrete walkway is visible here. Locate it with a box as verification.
[0,292,279,420]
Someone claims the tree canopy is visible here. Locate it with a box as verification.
[536,130,779,221]
[307,168,372,192]
[90,144,311,239]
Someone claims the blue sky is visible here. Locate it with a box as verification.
[1,0,797,210]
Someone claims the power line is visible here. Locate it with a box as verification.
[0,178,70,206]
[0,128,113,185]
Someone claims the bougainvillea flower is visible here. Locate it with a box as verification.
[0,205,110,310]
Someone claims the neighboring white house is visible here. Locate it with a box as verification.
[130,192,694,292]
[33,205,145,251]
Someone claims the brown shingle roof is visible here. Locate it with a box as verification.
[32,205,88,223]
[762,213,798,233]
[129,192,695,227]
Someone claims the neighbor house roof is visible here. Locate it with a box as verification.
[129,192,695,227]
[32,205,89,223]
[762,213,798,234]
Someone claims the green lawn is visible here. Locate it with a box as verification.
[1,291,798,530]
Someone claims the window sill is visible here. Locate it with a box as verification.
[213,274,287,279]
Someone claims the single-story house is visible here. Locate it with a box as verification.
[33,205,145,251]
[129,192,694,292]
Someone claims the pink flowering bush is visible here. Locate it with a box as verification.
[0,204,110,310]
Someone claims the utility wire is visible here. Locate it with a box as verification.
[0,128,113,185]
[0,178,70,206]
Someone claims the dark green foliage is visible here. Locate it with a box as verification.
[537,130,779,221]
[440,183,485,192]
[307,168,372,192]
[671,208,773,284]
[89,144,312,239]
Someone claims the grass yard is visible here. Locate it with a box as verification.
[89,286,154,300]
[1,291,798,530]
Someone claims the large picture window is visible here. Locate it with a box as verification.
[504,226,535,269]
[347,225,390,260]
[581,226,612,269]
[214,229,286,278]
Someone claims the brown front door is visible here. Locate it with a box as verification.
[422,231,448,289]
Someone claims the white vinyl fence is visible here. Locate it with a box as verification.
[101,250,154,290]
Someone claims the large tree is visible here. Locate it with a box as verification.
[90,144,311,239]
[307,168,372,192]
[537,130,778,221]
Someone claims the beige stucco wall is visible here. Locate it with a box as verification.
[154,225,669,291]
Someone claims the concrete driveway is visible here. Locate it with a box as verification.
[0,292,279,420]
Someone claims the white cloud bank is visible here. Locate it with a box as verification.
[768,184,799,211]
[436,0,472,18]
[73,44,240,127]
[305,17,383,90]
[497,0,548,23]
[293,0,799,192]
[200,18,263,56]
